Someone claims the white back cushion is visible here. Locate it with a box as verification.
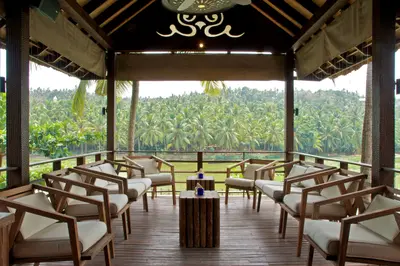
[9,193,57,239]
[300,167,325,188]
[360,195,400,244]
[89,165,109,187]
[60,173,87,204]
[320,174,354,199]
[287,164,308,178]
[243,164,271,180]
[99,163,118,176]
[132,159,159,176]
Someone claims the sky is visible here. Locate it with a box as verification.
[1,49,400,98]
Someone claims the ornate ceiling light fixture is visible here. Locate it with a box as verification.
[161,0,251,15]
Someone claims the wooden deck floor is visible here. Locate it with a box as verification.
[39,195,368,266]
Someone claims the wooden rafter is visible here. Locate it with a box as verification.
[90,0,117,19]
[312,0,326,7]
[284,0,313,19]
[108,0,157,35]
[251,3,295,37]
[262,0,302,28]
[58,0,113,49]
[100,0,138,28]
[77,0,90,6]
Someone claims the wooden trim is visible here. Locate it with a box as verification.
[371,0,396,187]
[284,51,294,165]
[89,0,116,19]
[284,0,313,19]
[58,0,113,49]
[108,0,157,35]
[100,0,138,28]
[5,1,30,187]
[251,3,295,37]
[262,0,302,28]
[106,51,116,161]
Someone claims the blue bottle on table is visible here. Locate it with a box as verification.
[198,168,204,179]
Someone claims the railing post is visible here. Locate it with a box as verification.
[242,152,245,161]
[340,162,348,170]
[53,161,61,171]
[299,154,305,161]
[284,50,294,164]
[197,152,203,171]
[76,157,85,166]
[315,158,324,164]
[95,153,101,161]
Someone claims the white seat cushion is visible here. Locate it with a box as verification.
[146,173,172,185]
[103,178,151,200]
[9,193,58,239]
[305,219,400,262]
[256,180,318,202]
[65,194,128,217]
[225,177,254,188]
[283,193,347,218]
[13,220,107,258]
[360,195,400,244]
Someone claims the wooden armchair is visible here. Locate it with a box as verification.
[255,160,336,210]
[43,168,131,241]
[124,155,176,205]
[225,159,278,209]
[75,160,152,212]
[280,168,367,257]
[305,186,400,266]
[0,184,113,266]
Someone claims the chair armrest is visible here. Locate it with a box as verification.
[43,173,111,194]
[343,206,400,224]
[0,197,75,223]
[70,168,125,194]
[227,159,249,170]
[301,173,367,194]
[122,157,145,169]
[254,160,279,181]
[152,155,174,168]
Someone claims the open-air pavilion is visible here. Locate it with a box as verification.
[0,0,400,265]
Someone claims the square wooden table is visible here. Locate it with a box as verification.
[186,176,215,190]
[179,190,220,248]
[0,213,14,266]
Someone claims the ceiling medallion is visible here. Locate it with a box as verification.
[162,0,235,14]
[157,14,245,38]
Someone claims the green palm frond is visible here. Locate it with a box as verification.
[201,81,226,96]
[72,80,93,117]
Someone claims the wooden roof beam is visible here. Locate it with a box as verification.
[108,0,157,35]
[312,0,326,7]
[100,0,138,28]
[291,0,349,51]
[58,0,113,49]
[251,3,295,37]
[262,0,302,28]
[90,0,117,19]
[284,0,313,19]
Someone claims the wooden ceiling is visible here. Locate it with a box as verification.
[1,0,400,80]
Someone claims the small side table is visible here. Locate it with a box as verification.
[186,176,215,190]
[0,213,14,266]
[179,190,220,248]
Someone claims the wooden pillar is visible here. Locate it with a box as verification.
[284,50,294,163]
[106,51,116,161]
[5,2,30,187]
[371,0,396,187]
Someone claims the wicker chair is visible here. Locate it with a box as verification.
[225,159,278,209]
[0,184,113,266]
[305,186,400,266]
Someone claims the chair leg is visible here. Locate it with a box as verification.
[122,211,128,240]
[282,210,288,239]
[225,186,229,205]
[126,208,132,234]
[246,190,250,199]
[104,243,112,266]
[33,263,40,266]
[252,188,257,209]
[172,183,176,205]
[296,216,305,257]
[307,244,314,266]
[257,191,262,212]
[152,187,156,199]
[278,208,284,233]
[143,193,149,212]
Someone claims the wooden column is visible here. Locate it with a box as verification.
[6,2,30,187]
[284,50,294,164]
[371,0,396,187]
[106,51,116,161]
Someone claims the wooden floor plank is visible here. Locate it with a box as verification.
[35,196,368,266]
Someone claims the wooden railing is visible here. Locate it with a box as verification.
[290,152,372,169]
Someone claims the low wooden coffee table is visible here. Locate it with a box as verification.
[179,190,220,248]
[186,176,215,190]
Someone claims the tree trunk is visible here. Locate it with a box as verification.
[128,81,139,156]
[361,62,373,186]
